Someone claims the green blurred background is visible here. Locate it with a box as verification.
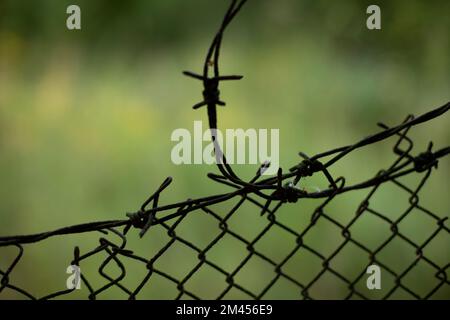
[0,0,449,299]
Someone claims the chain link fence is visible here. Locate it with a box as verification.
[1,0,449,300]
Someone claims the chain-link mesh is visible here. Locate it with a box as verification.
[1,0,449,300]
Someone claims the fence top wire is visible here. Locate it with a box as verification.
[0,0,449,300]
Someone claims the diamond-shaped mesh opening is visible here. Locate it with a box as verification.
[307,270,352,300]
[233,255,275,295]
[262,276,302,299]
[301,214,348,258]
[375,236,419,275]
[183,264,230,299]
[400,259,445,298]
[152,242,200,280]
[282,246,323,285]
[205,233,250,273]
[330,241,371,280]
[254,223,298,263]
[348,208,394,248]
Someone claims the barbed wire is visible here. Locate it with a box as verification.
[1,0,449,300]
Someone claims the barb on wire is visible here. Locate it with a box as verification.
[0,0,449,300]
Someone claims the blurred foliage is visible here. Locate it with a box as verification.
[1,0,449,61]
[0,0,449,299]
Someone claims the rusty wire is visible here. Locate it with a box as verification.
[0,0,449,300]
